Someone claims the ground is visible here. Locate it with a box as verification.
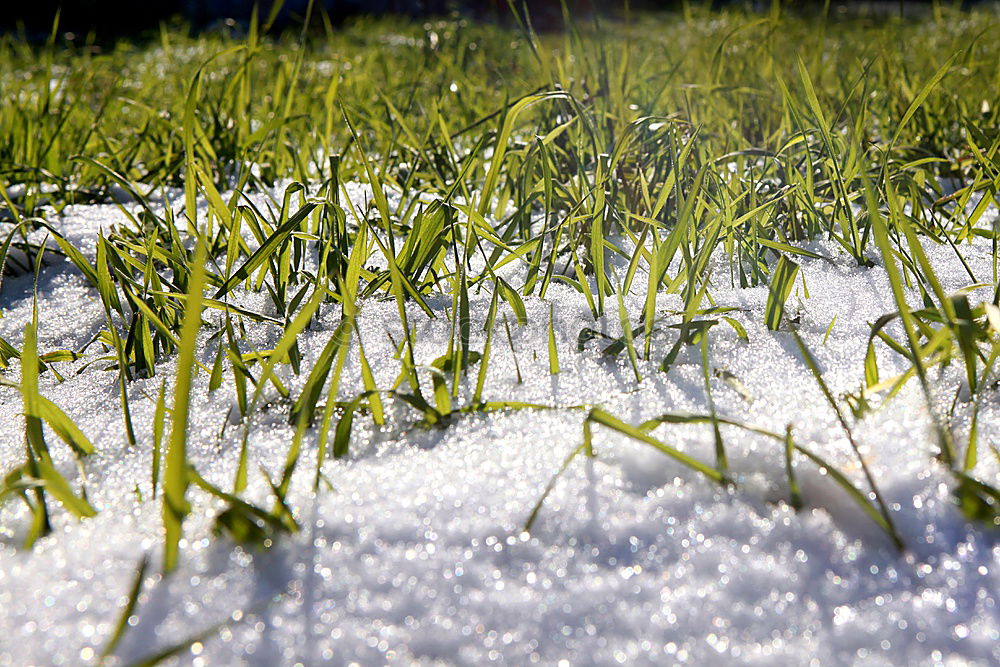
[1,7,999,665]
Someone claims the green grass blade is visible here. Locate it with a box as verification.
[548,303,560,375]
[21,321,97,519]
[152,379,167,500]
[765,255,799,330]
[100,553,149,661]
[700,334,727,475]
[793,441,902,548]
[888,52,958,150]
[784,426,803,511]
[213,202,319,299]
[792,331,904,551]
[161,234,209,573]
[588,408,725,484]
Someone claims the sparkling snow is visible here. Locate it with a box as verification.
[0,188,998,665]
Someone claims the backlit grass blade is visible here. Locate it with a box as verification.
[0,335,20,369]
[951,470,1000,527]
[356,327,385,425]
[249,287,325,412]
[765,255,799,330]
[477,92,570,219]
[965,398,981,472]
[162,233,209,574]
[290,316,353,428]
[151,379,166,500]
[37,397,94,457]
[792,331,904,551]
[616,290,640,383]
[700,334,727,475]
[95,235,137,446]
[784,426,803,511]
[333,394,366,460]
[888,52,958,151]
[548,303,560,375]
[20,321,97,519]
[474,288,500,404]
[100,553,149,661]
[864,177,956,464]
[497,277,528,326]
[502,314,523,384]
[314,335,351,481]
[588,409,726,484]
[639,412,782,441]
[793,441,903,550]
[213,201,319,299]
[209,344,224,392]
[523,441,588,534]
[126,613,245,667]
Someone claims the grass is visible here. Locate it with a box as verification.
[1,4,1000,653]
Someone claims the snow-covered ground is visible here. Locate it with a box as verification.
[0,191,998,665]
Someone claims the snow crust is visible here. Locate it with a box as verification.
[0,188,998,665]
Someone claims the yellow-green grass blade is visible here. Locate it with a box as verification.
[161,233,209,573]
[765,255,799,331]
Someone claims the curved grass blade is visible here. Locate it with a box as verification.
[793,441,904,549]
[588,408,726,484]
[792,330,904,551]
[21,321,97,519]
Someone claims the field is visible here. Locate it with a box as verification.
[1,3,999,664]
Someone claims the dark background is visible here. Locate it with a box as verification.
[0,1,986,42]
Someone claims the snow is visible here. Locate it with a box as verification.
[0,188,998,665]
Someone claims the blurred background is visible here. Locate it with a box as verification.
[0,1,989,42]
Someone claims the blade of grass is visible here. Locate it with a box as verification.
[161,233,209,573]
[792,330,904,551]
